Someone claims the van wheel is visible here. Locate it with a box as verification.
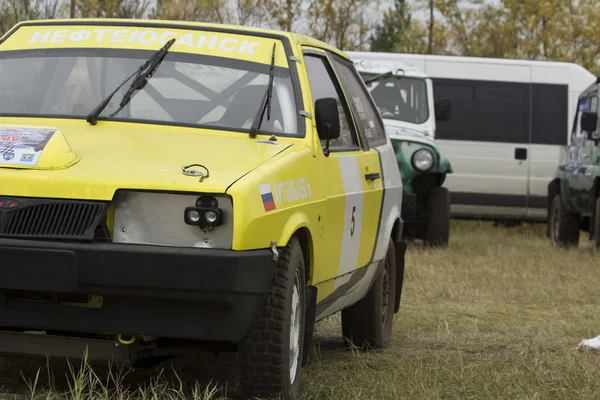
[341,240,396,349]
[549,194,580,248]
[424,186,451,247]
[239,236,306,400]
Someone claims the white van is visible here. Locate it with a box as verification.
[353,52,596,222]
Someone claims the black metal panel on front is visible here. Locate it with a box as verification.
[0,196,107,240]
[0,238,276,342]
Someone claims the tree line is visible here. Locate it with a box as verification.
[1,0,599,74]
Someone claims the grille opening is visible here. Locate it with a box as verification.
[0,199,108,241]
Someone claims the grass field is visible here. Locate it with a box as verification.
[2,220,600,399]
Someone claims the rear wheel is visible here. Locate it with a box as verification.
[238,236,306,400]
[341,240,396,349]
[424,186,451,247]
[548,194,580,248]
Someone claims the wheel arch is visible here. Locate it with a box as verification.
[277,213,314,284]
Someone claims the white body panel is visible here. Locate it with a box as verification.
[351,52,596,220]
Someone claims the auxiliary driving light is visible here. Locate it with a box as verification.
[187,209,201,223]
[184,195,223,229]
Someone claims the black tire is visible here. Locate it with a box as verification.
[424,186,451,247]
[238,236,306,400]
[341,240,396,349]
[548,194,580,248]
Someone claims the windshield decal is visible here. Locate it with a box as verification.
[0,127,56,166]
[1,25,289,68]
[28,29,259,56]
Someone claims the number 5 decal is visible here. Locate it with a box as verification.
[336,156,364,282]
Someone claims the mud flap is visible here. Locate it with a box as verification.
[302,285,317,367]
[393,240,407,313]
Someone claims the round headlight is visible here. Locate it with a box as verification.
[412,148,434,171]
[187,209,201,223]
[205,210,218,224]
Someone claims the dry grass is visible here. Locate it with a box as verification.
[2,220,600,399]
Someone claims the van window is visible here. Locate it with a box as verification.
[531,83,569,146]
[433,78,529,144]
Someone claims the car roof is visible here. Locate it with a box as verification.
[346,51,430,79]
[5,18,351,61]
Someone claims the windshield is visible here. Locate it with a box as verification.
[359,72,429,124]
[0,49,299,136]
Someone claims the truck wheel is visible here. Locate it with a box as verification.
[424,186,451,247]
[341,240,396,349]
[239,236,306,400]
[549,194,580,247]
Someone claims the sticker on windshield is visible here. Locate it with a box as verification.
[0,127,57,166]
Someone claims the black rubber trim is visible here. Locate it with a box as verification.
[451,192,546,209]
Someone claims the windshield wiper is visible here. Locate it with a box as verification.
[363,70,395,86]
[249,42,276,138]
[86,38,176,126]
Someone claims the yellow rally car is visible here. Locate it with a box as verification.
[0,19,407,399]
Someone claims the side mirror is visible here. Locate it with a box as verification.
[581,111,598,139]
[434,99,451,122]
[315,98,341,156]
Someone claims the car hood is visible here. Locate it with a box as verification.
[0,118,293,200]
[383,119,437,148]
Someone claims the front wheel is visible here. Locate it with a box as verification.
[238,236,306,400]
[424,186,451,247]
[341,240,397,349]
[548,194,580,248]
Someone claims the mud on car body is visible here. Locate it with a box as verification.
[348,52,453,246]
[548,77,600,250]
[0,19,406,399]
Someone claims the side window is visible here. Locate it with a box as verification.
[572,96,589,145]
[433,78,529,144]
[531,83,569,146]
[590,95,599,140]
[303,54,359,150]
[329,53,387,148]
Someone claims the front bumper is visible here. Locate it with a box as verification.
[0,239,276,342]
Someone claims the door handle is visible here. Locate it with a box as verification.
[515,147,527,160]
[365,172,381,180]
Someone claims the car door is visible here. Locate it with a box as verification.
[326,52,387,265]
[301,49,382,292]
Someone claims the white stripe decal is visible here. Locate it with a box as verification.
[335,155,364,289]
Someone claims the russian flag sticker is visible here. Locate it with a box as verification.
[259,184,276,212]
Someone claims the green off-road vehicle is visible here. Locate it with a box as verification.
[348,51,453,246]
[548,77,600,248]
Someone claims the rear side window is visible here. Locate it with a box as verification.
[328,53,387,148]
